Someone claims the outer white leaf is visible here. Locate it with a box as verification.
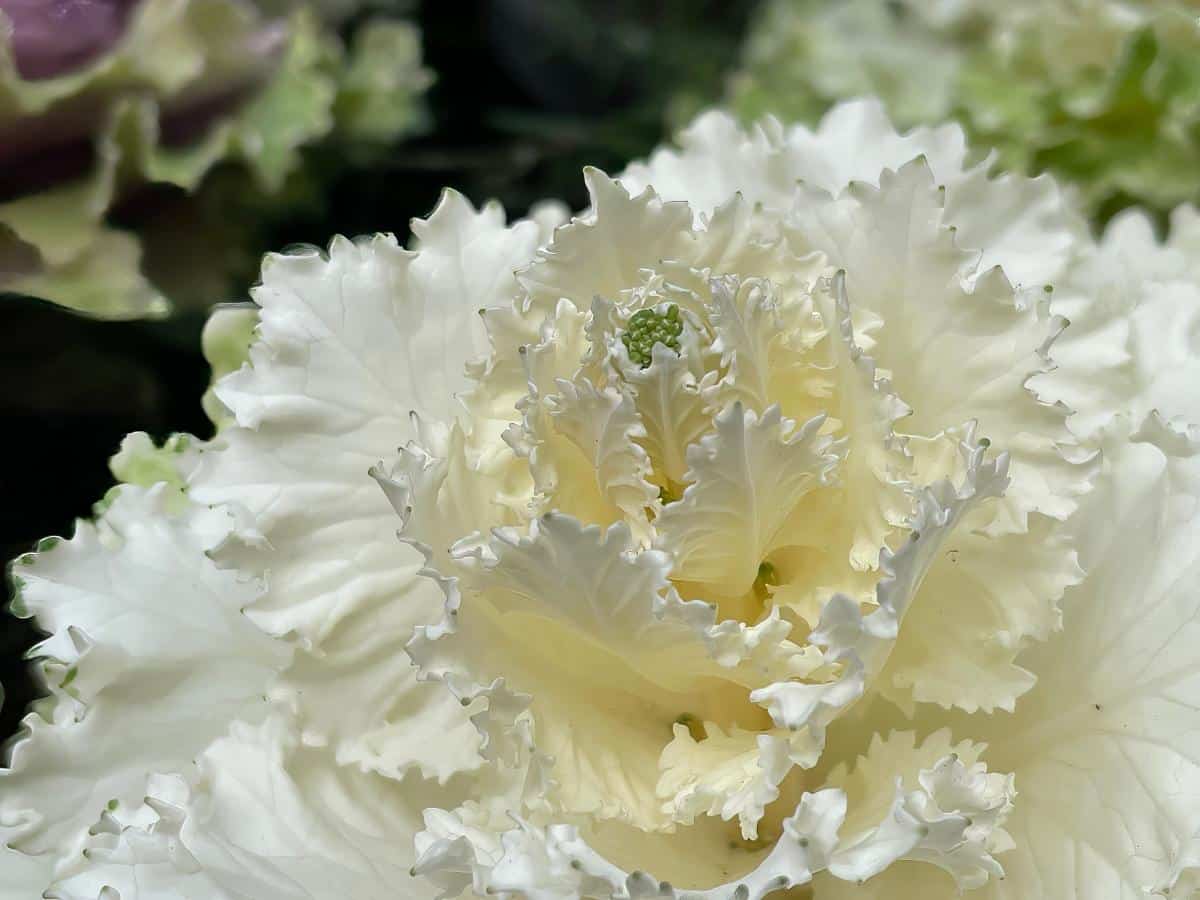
[271,602,486,786]
[1,486,288,872]
[940,147,1085,290]
[1031,206,1200,441]
[49,718,451,900]
[195,196,538,642]
[0,844,56,900]
[938,416,1200,899]
[656,403,841,601]
[191,195,542,781]
[619,112,804,223]
[620,100,1083,288]
[407,191,543,416]
[46,776,226,900]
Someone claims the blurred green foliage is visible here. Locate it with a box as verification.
[728,0,1200,229]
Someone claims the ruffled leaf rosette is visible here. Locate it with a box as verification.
[5,101,1200,899]
[727,0,1200,223]
[0,0,430,318]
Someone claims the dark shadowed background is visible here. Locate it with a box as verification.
[0,0,759,744]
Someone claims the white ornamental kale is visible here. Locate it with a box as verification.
[4,100,1200,899]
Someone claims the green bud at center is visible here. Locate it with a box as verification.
[620,304,683,368]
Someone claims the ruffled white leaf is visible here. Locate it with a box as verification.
[622,340,713,488]
[671,444,1008,781]
[787,159,1086,533]
[940,146,1085,290]
[884,509,1080,714]
[191,197,542,779]
[700,273,830,425]
[756,441,1009,730]
[702,607,825,684]
[656,722,793,841]
[825,752,1013,888]
[1,486,288,871]
[818,730,1014,894]
[414,788,840,899]
[687,196,820,288]
[410,715,556,900]
[362,426,531,783]
[410,514,737,830]
[303,423,521,784]
[503,298,590,509]
[463,516,702,671]
[811,272,913,571]
[377,426,623,791]
[518,170,694,316]
[271,604,486,786]
[521,299,592,404]
[542,380,658,545]
[418,746,1013,900]
[706,276,793,415]
[656,403,842,600]
[373,419,511,573]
